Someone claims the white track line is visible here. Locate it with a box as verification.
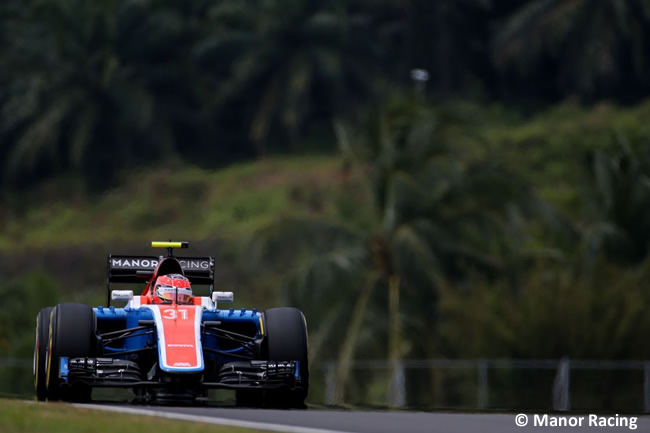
[71,403,351,433]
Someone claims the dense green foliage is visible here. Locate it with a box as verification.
[249,99,650,405]
[3,0,650,190]
[0,273,59,356]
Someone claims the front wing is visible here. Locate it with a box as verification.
[58,357,305,391]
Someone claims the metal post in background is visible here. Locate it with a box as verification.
[316,358,649,410]
[325,361,336,405]
[553,357,570,411]
[477,359,489,410]
[643,361,650,413]
[386,360,406,407]
[410,69,429,101]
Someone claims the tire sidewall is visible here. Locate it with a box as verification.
[34,306,53,401]
[263,307,309,406]
[46,303,96,401]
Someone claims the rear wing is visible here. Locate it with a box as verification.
[106,255,215,306]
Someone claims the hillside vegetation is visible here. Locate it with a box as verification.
[1,155,355,249]
[4,100,650,250]
[2,100,650,408]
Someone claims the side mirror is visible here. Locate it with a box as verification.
[211,291,234,304]
[111,290,134,301]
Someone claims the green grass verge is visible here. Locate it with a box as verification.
[0,399,271,433]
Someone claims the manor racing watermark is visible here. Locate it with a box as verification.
[515,414,638,430]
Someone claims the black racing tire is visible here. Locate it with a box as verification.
[34,307,54,401]
[46,303,96,402]
[263,307,309,408]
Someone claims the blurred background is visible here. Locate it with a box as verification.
[2,0,650,411]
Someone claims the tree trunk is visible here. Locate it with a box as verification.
[387,274,402,405]
[333,272,377,404]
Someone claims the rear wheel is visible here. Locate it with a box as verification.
[46,303,97,402]
[263,307,309,408]
[34,307,53,401]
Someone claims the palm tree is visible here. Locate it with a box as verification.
[0,0,200,189]
[579,137,650,266]
[249,97,553,404]
[493,0,650,100]
[193,0,394,155]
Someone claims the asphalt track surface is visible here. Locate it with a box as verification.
[76,404,650,433]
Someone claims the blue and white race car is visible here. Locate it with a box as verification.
[33,241,309,407]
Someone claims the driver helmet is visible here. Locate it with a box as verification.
[152,274,192,304]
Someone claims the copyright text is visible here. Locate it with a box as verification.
[515,414,637,430]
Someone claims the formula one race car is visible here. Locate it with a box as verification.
[33,241,308,407]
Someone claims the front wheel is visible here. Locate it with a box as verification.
[46,303,97,402]
[264,307,309,408]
